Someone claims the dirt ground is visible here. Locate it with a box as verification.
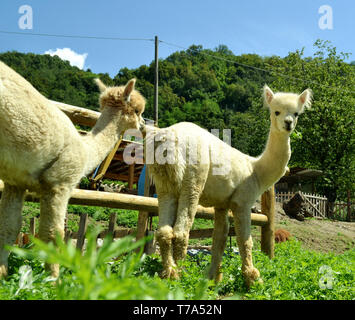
[255,201,355,254]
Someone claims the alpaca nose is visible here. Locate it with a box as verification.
[284,120,292,131]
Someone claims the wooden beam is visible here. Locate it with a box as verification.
[128,164,135,190]
[76,213,88,252]
[0,180,269,226]
[51,100,100,128]
[261,186,275,258]
[103,172,139,183]
[92,138,122,182]
[154,35,159,126]
[109,163,129,174]
[189,227,236,240]
[108,212,117,235]
[29,217,36,236]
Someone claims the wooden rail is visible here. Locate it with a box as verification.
[51,100,100,127]
[0,180,268,226]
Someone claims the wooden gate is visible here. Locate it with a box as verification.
[276,192,327,218]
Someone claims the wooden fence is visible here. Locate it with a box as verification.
[275,191,328,219]
[332,191,354,221]
[276,191,354,221]
[0,180,276,258]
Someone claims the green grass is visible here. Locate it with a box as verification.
[1,231,353,300]
[13,201,355,300]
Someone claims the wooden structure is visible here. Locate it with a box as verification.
[276,167,323,194]
[89,138,144,192]
[276,191,327,219]
[261,187,275,258]
[333,191,354,221]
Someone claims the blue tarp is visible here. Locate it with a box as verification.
[138,165,157,198]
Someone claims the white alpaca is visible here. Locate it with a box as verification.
[0,61,145,278]
[146,85,312,287]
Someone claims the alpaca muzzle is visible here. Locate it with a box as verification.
[284,120,292,132]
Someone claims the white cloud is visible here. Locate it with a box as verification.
[44,48,88,69]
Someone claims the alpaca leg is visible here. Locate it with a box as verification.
[172,189,200,263]
[155,194,178,279]
[0,183,25,278]
[232,204,261,288]
[208,208,229,282]
[38,185,72,278]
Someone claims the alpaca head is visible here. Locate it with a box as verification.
[95,78,146,131]
[263,85,312,134]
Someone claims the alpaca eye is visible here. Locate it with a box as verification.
[275,111,280,116]
[294,112,298,117]
[135,109,139,115]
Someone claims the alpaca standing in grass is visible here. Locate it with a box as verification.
[147,85,311,287]
[0,61,145,278]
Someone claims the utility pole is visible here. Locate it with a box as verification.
[154,35,159,127]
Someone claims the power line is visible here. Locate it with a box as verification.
[0,30,154,42]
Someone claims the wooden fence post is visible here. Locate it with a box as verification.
[261,186,275,258]
[76,213,88,252]
[347,190,351,222]
[108,212,117,236]
[29,217,36,236]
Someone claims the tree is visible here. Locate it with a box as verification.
[262,40,355,200]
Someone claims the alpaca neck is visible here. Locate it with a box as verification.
[82,110,122,175]
[254,128,291,192]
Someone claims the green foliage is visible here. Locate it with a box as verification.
[1,237,353,300]
[176,240,354,300]
[0,51,100,111]
[5,230,189,300]
[245,240,355,300]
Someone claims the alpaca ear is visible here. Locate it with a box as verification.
[298,88,312,112]
[94,78,107,93]
[123,78,136,102]
[263,85,274,107]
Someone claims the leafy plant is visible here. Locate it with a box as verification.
[6,229,209,300]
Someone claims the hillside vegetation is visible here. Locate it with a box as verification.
[0,39,354,200]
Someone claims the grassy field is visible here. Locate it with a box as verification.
[0,232,354,300]
[0,200,354,300]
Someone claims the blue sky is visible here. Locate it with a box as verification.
[0,0,353,76]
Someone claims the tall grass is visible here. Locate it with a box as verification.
[0,233,353,300]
